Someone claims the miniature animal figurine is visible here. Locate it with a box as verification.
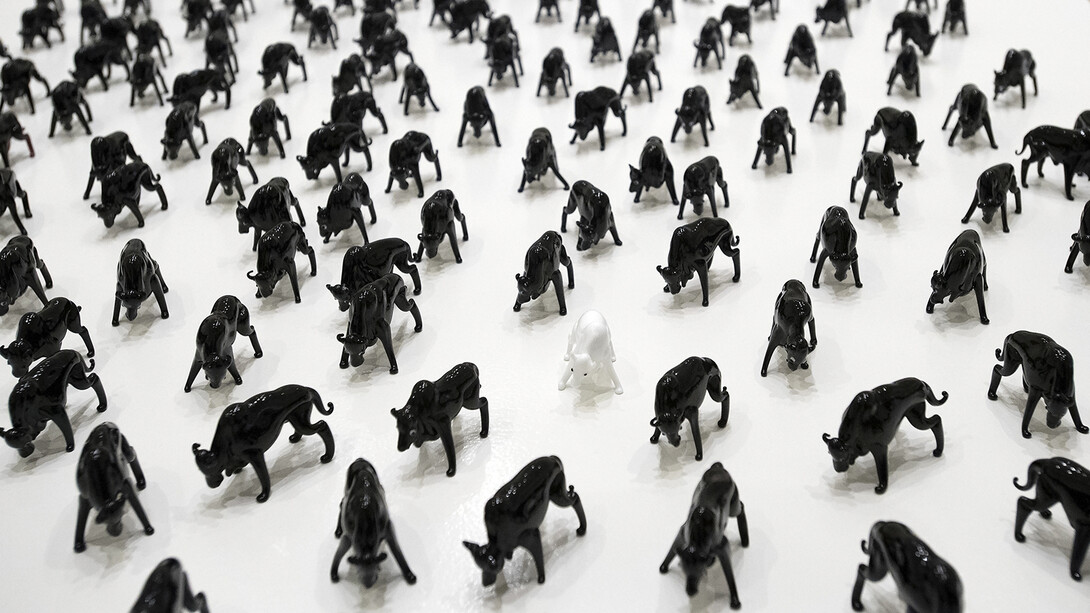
[660,462,748,604]
[784,25,819,75]
[386,131,441,197]
[720,5,752,46]
[327,238,420,312]
[514,231,574,316]
[941,0,966,34]
[727,55,762,108]
[815,0,852,36]
[629,136,677,204]
[751,0,777,20]
[463,456,586,585]
[810,69,845,124]
[399,64,439,115]
[672,86,714,147]
[520,128,568,192]
[574,0,600,32]
[1065,201,1090,273]
[182,0,213,36]
[0,236,51,317]
[308,6,339,49]
[331,55,370,99]
[91,162,168,228]
[1,58,51,114]
[331,459,416,587]
[486,35,522,87]
[0,111,35,167]
[161,102,208,161]
[811,206,861,288]
[761,280,816,377]
[650,356,730,461]
[0,168,31,235]
[888,44,920,97]
[206,138,257,204]
[184,296,262,393]
[885,11,938,56]
[338,273,422,373]
[1016,126,1090,201]
[903,0,934,13]
[112,239,167,325]
[482,14,519,59]
[942,84,997,149]
[1013,457,1090,580]
[926,229,988,324]
[237,177,306,251]
[169,69,230,113]
[633,10,660,54]
[74,422,152,552]
[330,91,389,136]
[652,0,676,22]
[823,377,947,494]
[559,310,621,394]
[962,163,1020,232]
[247,98,291,158]
[416,189,468,262]
[457,87,499,148]
[679,157,728,220]
[851,521,963,612]
[203,27,238,85]
[989,331,1087,438]
[850,153,902,219]
[752,107,797,173]
[693,18,725,69]
[128,53,168,107]
[297,123,372,183]
[365,29,414,81]
[130,558,209,613]
[20,5,65,50]
[80,1,109,45]
[561,180,621,251]
[391,362,488,476]
[98,16,136,63]
[49,81,94,137]
[134,19,173,67]
[538,47,572,97]
[448,0,493,42]
[862,107,924,165]
[658,217,740,307]
[249,221,316,303]
[71,41,129,91]
[0,297,94,377]
[193,384,334,503]
[569,87,627,151]
[535,0,560,23]
[994,49,1037,109]
[290,0,313,31]
[319,173,375,244]
[1,349,104,457]
[589,18,621,63]
[258,43,307,94]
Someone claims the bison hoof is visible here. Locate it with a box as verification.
[144,526,155,535]
[446,468,456,477]
[389,366,399,374]
[256,493,269,503]
[1041,509,1053,519]
[1022,430,1033,439]
[980,317,989,325]
[405,573,418,585]
[933,449,942,457]
[1078,425,1090,434]
[874,484,887,494]
[730,600,741,610]
[694,453,702,461]
[331,573,340,583]
[254,351,263,358]
[659,564,670,574]
[1014,532,1026,543]
[111,320,119,326]
[74,542,86,553]
[66,444,75,452]
[289,433,302,443]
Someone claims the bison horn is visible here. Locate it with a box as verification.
[514,273,522,282]
[246,270,258,280]
[822,433,833,443]
[390,408,398,416]
[568,123,576,129]
[896,181,903,188]
[191,443,201,454]
[656,265,664,273]
[0,346,7,358]
[295,155,306,163]
[336,334,347,343]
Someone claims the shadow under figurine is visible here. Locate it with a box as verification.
[386,131,441,198]
[391,362,488,476]
[193,384,334,503]
[720,5,752,47]
[726,55,762,109]
[206,137,257,204]
[259,42,308,94]
[863,107,923,165]
[0,235,52,316]
[823,377,947,494]
[520,127,568,192]
[92,162,168,228]
[338,273,422,373]
[850,152,902,219]
[113,239,167,325]
[1066,200,1090,273]
[1,58,50,115]
[887,44,920,97]
[327,238,421,312]
[84,131,143,200]
[130,558,209,613]
[811,69,844,124]
[538,47,572,97]
[619,50,662,103]
[1,349,104,458]
[630,136,677,204]
[514,231,574,316]
[660,462,748,606]
[658,217,740,307]
[811,206,861,288]
[672,86,714,147]
[994,49,1036,109]
[0,168,30,235]
[962,163,1020,232]
[0,297,94,377]
[463,456,586,586]
[570,87,626,151]
[237,177,307,251]
[885,11,937,56]
[693,18,725,69]
[989,331,1087,439]
[942,84,997,149]
[74,422,153,553]
[560,310,621,394]
[761,279,816,377]
[416,189,468,262]
[0,111,35,167]
[679,156,729,220]
[459,86,499,147]
[297,123,372,183]
[319,172,375,244]
[650,356,730,461]
[784,25,818,76]
[851,521,963,612]
[752,107,796,173]
[589,18,621,63]
[48,81,93,137]
[249,221,316,303]
[248,98,291,158]
[561,180,620,251]
[1015,125,1090,201]
[1013,457,1090,581]
[161,101,208,161]
[926,229,988,324]
[184,295,262,393]
[331,459,417,587]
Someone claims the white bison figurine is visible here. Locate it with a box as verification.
[559,310,622,394]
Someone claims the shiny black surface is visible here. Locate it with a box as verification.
[259,42,308,93]
[988,331,1088,438]
[385,131,441,198]
[327,238,421,312]
[319,172,375,244]
[1013,457,1090,581]
[962,163,1020,232]
[248,220,317,303]
[112,239,167,325]
[811,69,844,124]
[296,123,372,182]
[752,107,796,172]
[74,422,151,553]
[561,180,620,251]
[761,280,816,377]
[671,85,713,147]
[784,25,818,76]
[92,161,168,228]
[679,156,729,220]
[184,295,262,393]
[569,86,626,151]
[942,84,997,148]
[130,558,209,613]
[207,137,258,205]
[650,356,730,461]
[850,152,902,219]
[926,229,987,324]
[338,273,422,373]
[520,127,568,192]
[0,297,93,377]
[514,230,574,316]
[862,107,924,166]
[416,189,468,262]
[0,235,52,316]
[458,86,499,147]
[1016,125,1090,200]
[629,136,677,204]
[658,217,740,307]
[851,521,963,612]
[810,205,861,288]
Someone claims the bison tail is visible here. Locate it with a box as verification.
[1013,460,1043,491]
[86,358,96,372]
[731,234,741,247]
[859,539,869,555]
[924,384,948,406]
[321,402,335,415]
[1014,135,1031,156]
[995,345,1006,362]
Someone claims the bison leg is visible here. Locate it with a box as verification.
[715,544,741,609]
[83,172,96,200]
[859,185,873,219]
[1071,526,1090,581]
[961,193,979,224]
[286,262,302,303]
[437,420,457,477]
[760,331,780,378]
[384,524,417,584]
[983,113,998,149]
[850,548,889,611]
[123,480,154,535]
[73,496,92,552]
[850,258,862,288]
[810,96,821,122]
[393,291,422,333]
[227,358,242,385]
[447,227,462,263]
[871,446,889,494]
[520,528,547,584]
[271,131,285,158]
[550,270,568,316]
[376,323,398,374]
[246,450,272,503]
[205,178,219,205]
[329,536,350,582]
[687,410,703,460]
[1066,242,1081,273]
[751,143,761,169]
[659,528,684,573]
[812,250,827,288]
[51,406,76,452]
[1019,390,1043,438]
[151,278,169,318]
[972,277,988,324]
[946,122,961,147]
[1064,162,1077,201]
[111,295,122,326]
[1069,403,1090,434]
[906,404,944,456]
[183,354,202,392]
[1015,490,1058,542]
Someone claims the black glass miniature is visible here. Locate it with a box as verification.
[962,163,1020,232]
[1017,126,1090,201]
[629,136,677,204]
[863,107,924,165]
[74,422,152,552]
[0,58,50,114]
[447,0,491,43]
[0,297,93,377]
[850,153,902,219]
[416,189,468,262]
[660,462,747,605]
[249,221,316,303]
[926,229,988,323]
[207,138,257,204]
[184,296,262,393]
[0,236,51,316]
[459,86,499,147]
[811,205,861,288]
[694,18,725,69]
[633,9,659,54]
[259,43,307,93]
[538,47,572,97]
[942,84,997,148]
[113,239,167,325]
[784,25,818,76]
[0,111,35,167]
[327,238,421,312]
[989,331,1087,438]
[331,459,416,587]
[297,123,371,182]
[358,8,397,51]
[650,357,730,461]
[570,87,626,151]
[463,456,586,585]
[888,44,920,97]
[589,18,621,63]
[752,107,796,173]
[391,362,488,476]
[574,0,601,32]
[48,81,93,137]
[19,4,65,50]
[941,0,966,34]
[80,5,110,45]
[851,522,963,611]
[248,98,291,158]
[169,69,231,112]
[290,0,313,31]
[364,29,414,81]
[994,49,1036,108]
[130,558,209,613]
[823,378,947,494]
[161,102,208,161]
[308,6,339,48]
[815,0,852,37]
[620,50,662,102]
[0,168,31,235]
[204,25,239,85]
[319,173,375,244]
[751,0,777,20]
[485,32,522,88]
[331,92,388,143]
[761,280,816,377]
[183,0,212,37]
[720,5,752,46]
[332,54,371,97]
[727,55,762,108]
[514,231,574,316]
[810,69,844,125]
[672,86,714,147]
[1013,457,1090,581]
[1066,201,1090,273]
[652,0,676,22]
[129,52,168,106]
[399,63,439,115]
[338,273,422,373]
[237,177,306,250]
[679,157,729,220]
[91,162,168,228]
[520,128,568,192]
[134,19,173,67]
[885,11,937,56]
[562,180,621,251]
[193,385,334,503]
[658,217,740,307]
[386,131,441,197]
[536,0,560,23]
[71,42,128,91]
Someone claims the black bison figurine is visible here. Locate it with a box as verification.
[1013,457,1090,581]
[850,152,902,219]
[74,422,152,552]
[632,9,660,54]
[330,90,388,135]
[249,221,316,303]
[259,43,308,94]
[823,377,947,494]
[679,156,729,220]
[169,69,231,112]
[297,123,372,182]
[386,131,441,197]
[1,349,105,457]
[538,47,572,97]
[1065,201,1090,273]
[447,0,491,43]
[926,229,988,323]
[327,239,420,312]
[962,163,1020,232]
[332,54,371,97]
[885,11,937,56]
[887,44,920,97]
[994,49,1036,109]
[942,84,997,149]
[629,136,677,204]
[203,27,238,85]
[851,521,963,612]
[486,35,522,87]
[206,138,257,204]
[535,0,560,23]
[989,331,1087,439]
[130,558,209,613]
[458,86,499,147]
[84,131,143,200]
[811,69,845,124]
[113,239,167,325]
[338,273,422,373]
[658,217,740,307]
[237,177,306,251]
[660,462,748,604]
[862,107,924,165]
[331,459,417,587]
[574,0,601,32]
[570,87,626,151]
[391,362,488,477]
[652,0,676,22]
[650,356,730,461]
[308,6,339,49]
[619,51,662,103]
[0,297,94,377]
[161,102,208,160]
[589,18,621,63]
[815,0,852,37]
[811,205,862,288]
[364,29,414,81]
[784,25,819,76]
[1,58,50,114]
[720,5,752,46]
[184,295,263,393]
[1016,126,1090,201]
[134,19,173,67]
[520,127,568,192]
[71,41,129,91]
[761,279,816,377]
[752,106,797,173]
[129,52,169,107]
[693,18,725,69]
[672,86,714,147]
[561,180,621,251]
[0,111,35,167]
[941,0,966,34]
[514,231,574,316]
[399,63,439,115]
[92,162,168,228]
[20,5,65,50]
[751,0,777,20]
[48,81,93,137]
[0,235,52,316]
[0,168,31,235]
[727,55,762,109]
[463,456,586,586]
[248,98,292,158]
[290,0,313,31]
[193,384,334,503]
[319,173,375,244]
[416,189,468,262]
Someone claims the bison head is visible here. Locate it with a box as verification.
[337,332,375,367]
[247,270,280,299]
[327,283,353,312]
[1043,392,1074,427]
[883,181,903,211]
[418,230,443,259]
[191,443,224,488]
[513,273,534,309]
[316,206,333,241]
[348,551,388,588]
[919,32,938,57]
[676,545,714,596]
[202,354,232,389]
[628,165,644,194]
[295,155,322,180]
[562,354,595,390]
[928,269,950,305]
[574,219,598,252]
[822,433,853,473]
[235,202,253,234]
[463,541,504,587]
[675,107,698,133]
[161,135,186,160]
[569,117,593,141]
[657,265,686,295]
[91,202,122,228]
[94,491,128,537]
[650,414,683,448]
[782,337,811,371]
[388,165,411,190]
[0,426,34,457]
[116,290,146,321]
[827,252,856,282]
[0,341,35,377]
